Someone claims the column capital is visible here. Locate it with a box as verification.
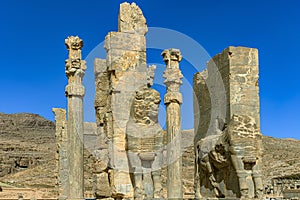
[65,36,83,51]
[65,59,86,77]
[65,84,85,97]
[64,36,86,95]
[164,92,182,105]
[161,48,182,69]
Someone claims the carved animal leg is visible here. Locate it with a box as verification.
[143,167,154,198]
[231,154,249,198]
[133,167,145,200]
[204,156,224,198]
[194,174,202,198]
[253,161,263,199]
[208,173,225,198]
[151,152,163,198]
[152,170,163,198]
[194,145,202,198]
[236,171,249,198]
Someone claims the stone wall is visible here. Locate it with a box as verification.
[193,46,263,199]
[93,2,150,198]
[194,46,260,142]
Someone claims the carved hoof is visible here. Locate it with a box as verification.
[255,189,263,199]
[214,188,225,198]
[195,191,202,199]
[153,189,163,199]
[240,189,249,199]
[134,187,145,200]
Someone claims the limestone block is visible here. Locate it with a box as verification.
[106,49,146,72]
[95,172,112,197]
[118,2,148,35]
[113,170,134,196]
[228,46,258,66]
[94,58,107,77]
[105,32,146,51]
[94,149,109,173]
[194,46,263,199]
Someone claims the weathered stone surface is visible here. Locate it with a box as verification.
[94,172,112,197]
[162,48,183,199]
[105,32,146,51]
[193,46,263,199]
[52,108,68,199]
[0,116,299,199]
[92,2,152,198]
[126,87,164,199]
[2,3,300,200]
[118,2,148,35]
[65,35,86,200]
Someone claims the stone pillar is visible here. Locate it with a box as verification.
[52,108,68,200]
[102,2,148,198]
[162,48,183,199]
[193,46,263,199]
[65,36,86,200]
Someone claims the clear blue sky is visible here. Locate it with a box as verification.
[0,0,299,139]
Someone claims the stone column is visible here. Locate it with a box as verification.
[162,48,183,199]
[65,36,86,200]
[52,108,68,200]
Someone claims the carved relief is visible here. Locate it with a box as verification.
[126,87,164,199]
[65,36,86,78]
[195,115,263,199]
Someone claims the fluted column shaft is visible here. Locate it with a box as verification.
[162,49,183,199]
[65,36,86,200]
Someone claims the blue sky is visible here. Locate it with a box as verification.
[0,0,299,139]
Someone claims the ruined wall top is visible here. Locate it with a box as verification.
[118,2,148,35]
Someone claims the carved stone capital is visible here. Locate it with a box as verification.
[65,84,85,97]
[164,92,182,105]
[65,59,86,77]
[161,48,182,69]
[65,36,83,50]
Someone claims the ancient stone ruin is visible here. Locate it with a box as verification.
[52,2,273,200]
[194,47,263,199]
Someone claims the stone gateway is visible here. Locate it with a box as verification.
[53,2,268,200]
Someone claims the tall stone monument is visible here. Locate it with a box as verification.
[194,46,263,199]
[93,2,155,198]
[65,36,86,200]
[162,48,183,199]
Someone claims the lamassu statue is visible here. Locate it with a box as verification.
[195,115,263,199]
[126,87,164,200]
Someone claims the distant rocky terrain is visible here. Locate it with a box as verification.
[0,113,299,197]
[0,113,55,179]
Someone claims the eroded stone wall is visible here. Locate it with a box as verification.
[193,46,263,199]
[194,46,260,142]
[93,2,151,198]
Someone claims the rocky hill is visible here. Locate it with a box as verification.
[0,113,299,198]
[0,113,55,178]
